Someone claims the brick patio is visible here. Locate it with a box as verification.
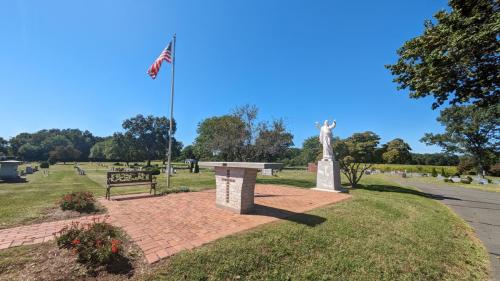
[0,185,350,264]
[100,184,350,263]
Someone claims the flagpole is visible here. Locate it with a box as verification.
[166,33,176,191]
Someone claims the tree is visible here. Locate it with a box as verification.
[421,105,498,175]
[387,0,499,109]
[232,104,258,160]
[381,138,412,164]
[122,114,179,166]
[18,144,43,161]
[179,145,196,160]
[254,119,294,162]
[89,140,110,161]
[105,133,141,166]
[0,137,8,156]
[193,115,246,161]
[49,145,81,164]
[335,132,380,187]
[300,136,322,164]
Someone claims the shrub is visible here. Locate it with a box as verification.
[444,178,452,183]
[40,161,50,169]
[60,192,96,213]
[440,167,447,177]
[48,158,57,165]
[144,166,161,175]
[457,157,476,175]
[113,162,123,166]
[431,168,438,177]
[56,220,125,267]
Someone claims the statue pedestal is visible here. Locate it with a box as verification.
[313,160,344,192]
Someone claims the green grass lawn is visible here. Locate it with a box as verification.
[0,164,490,280]
[138,175,489,281]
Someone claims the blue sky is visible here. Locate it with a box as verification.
[0,0,449,153]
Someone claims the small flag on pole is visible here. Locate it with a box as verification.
[147,41,173,79]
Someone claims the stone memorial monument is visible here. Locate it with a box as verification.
[312,120,344,192]
[198,162,283,213]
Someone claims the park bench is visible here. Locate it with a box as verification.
[105,171,156,200]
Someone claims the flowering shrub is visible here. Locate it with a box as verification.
[55,219,125,266]
[60,191,96,213]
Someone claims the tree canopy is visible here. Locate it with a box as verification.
[387,0,499,109]
[122,114,181,166]
[335,131,380,187]
[381,138,412,164]
[421,104,499,173]
[192,105,294,162]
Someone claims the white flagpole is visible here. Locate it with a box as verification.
[166,34,176,191]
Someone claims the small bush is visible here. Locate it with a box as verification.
[56,220,125,267]
[48,158,57,165]
[113,162,123,166]
[40,161,50,169]
[444,178,452,183]
[431,168,438,177]
[60,192,96,213]
[440,167,447,177]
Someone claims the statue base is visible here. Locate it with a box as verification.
[313,160,344,193]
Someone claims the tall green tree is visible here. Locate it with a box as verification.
[421,104,499,175]
[335,132,380,187]
[254,119,294,162]
[387,0,499,109]
[105,133,141,165]
[300,136,322,164]
[193,115,246,161]
[0,137,8,156]
[48,145,81,164]
[18,144,43,161]
[122,114,179,166]
[381,138,413,164]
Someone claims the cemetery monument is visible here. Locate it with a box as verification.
[313,120,344,192]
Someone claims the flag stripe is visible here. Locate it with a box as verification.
[148,41,173,79]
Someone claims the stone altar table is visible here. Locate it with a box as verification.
[198,162,283,213]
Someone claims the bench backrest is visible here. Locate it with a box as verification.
[107,171,153,185]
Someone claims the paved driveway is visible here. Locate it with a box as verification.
[394,178,500,281]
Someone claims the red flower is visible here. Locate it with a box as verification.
[72,239,80,245]
[111,239,121,253]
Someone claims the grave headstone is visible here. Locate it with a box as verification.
[261,168,273,176]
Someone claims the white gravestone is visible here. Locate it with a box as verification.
[312,120,344,192]
[261,168,274,176]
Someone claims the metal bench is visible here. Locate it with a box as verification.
[106,171,156,200]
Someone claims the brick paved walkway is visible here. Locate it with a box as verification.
[0,215,106,250]
[100,185,350,263]
[0,185,350,264]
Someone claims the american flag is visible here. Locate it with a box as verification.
[147,41,173,79]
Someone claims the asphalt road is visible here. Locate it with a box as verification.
[393,178,500,281]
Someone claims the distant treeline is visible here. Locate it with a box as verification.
[0,111,459,168]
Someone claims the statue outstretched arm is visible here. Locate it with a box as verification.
[328,120,337,129]
[315,122,321,130]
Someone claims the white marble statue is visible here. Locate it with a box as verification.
[315,120,336,161]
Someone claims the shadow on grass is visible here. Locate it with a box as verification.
[251,204,326,227]
[355,184,462,201]
[256,178,315,188]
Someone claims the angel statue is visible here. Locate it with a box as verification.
[315,119,337,161]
